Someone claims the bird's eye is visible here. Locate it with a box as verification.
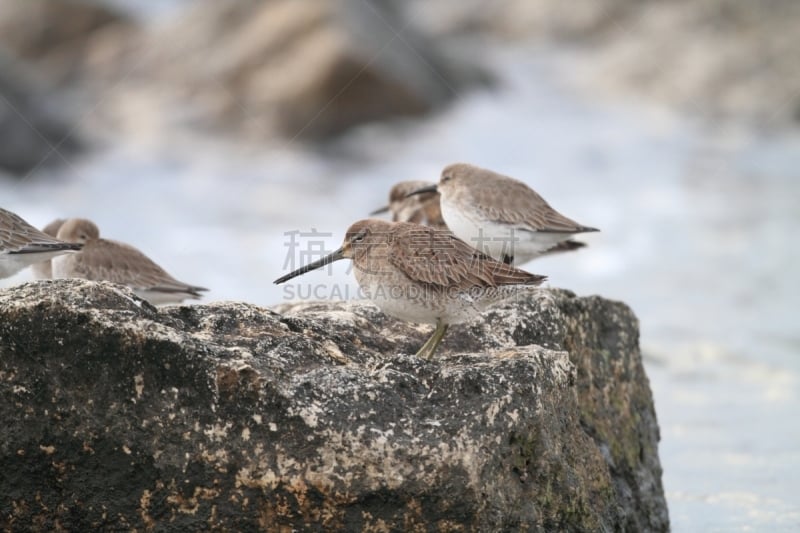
[441,174,452,183]
[352,232,366,243]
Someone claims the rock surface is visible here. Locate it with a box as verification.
[0,280,668,531]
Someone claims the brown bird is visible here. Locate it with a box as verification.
[370,180,446,228]
[52,218,208,305]
[408,163,598,265]
[274,219,546,359]
[0,209,81,279]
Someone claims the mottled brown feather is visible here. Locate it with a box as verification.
[374,180,446,228]
[55,218,206,297]
[442,163,598,233]
[0,208,81,253]
[384,222,546,290]
[67,239,204,294]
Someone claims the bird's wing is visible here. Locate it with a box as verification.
[0,209,80,253]
[388,225,546,289]
[471,180,596,233]
[76,239,206,294]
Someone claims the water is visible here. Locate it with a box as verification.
[2,45,798,531]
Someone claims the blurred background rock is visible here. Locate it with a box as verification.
[0,0,490,148]
[2,0,798,160]
[0,50,83,175]
[1,0,798,531]
[414,0,800,125]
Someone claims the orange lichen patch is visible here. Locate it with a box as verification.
[167,486,221,515]
[139,489,155,530]
[215,363,263,399]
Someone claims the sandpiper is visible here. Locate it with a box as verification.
[370,180,446,228]
[0,208,82,279]
[274,219,546,359]
[408,163,598,265]
[52,218,208,305]
[30,218,67,279]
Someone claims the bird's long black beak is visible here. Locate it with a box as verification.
[405,184,438,198]
[369,205,390,216]
[274,247,345,284]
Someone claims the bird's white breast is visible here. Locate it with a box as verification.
[440,196,567,265]
[1,250,76,279]
[353,266,481,325]
[51,253,78,279]
[0,254,27,278]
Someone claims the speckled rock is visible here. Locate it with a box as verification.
[0,280,668,531]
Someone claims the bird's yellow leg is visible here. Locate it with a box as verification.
[415,321,449,359]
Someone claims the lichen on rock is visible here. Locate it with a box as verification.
[0,279,667,531]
